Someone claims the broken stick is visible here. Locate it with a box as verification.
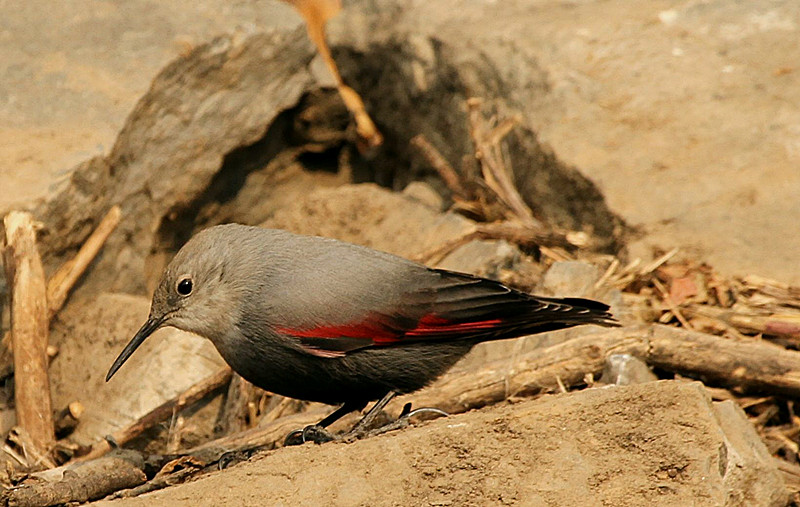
[0,205,121,379]
[3,211,55,455]
[5,450,146,507]
[410,134,472,200]
[77,367,233,462]
[46,205,121,317]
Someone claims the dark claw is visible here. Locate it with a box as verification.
[218,450,247,470]
[302,425,336,444]
[284,425,337,446]
[403,407,449,419]
[283,429,305,447]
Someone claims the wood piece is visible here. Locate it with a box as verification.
[54,401,84,439]
[409,134,471,200]
[165,415,187,454]
[413,221,588,265]
[646,325,800,396]
[684,304,800,339]
[3,212,55,454]
[476,222,588,250]
[4,451,146,506]
[217,374,261,435]
[109,456,205,499]
[0,206,121,379]
[45,205,120,318]
[77,367,232,462]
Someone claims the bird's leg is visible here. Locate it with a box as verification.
[345,391,397,438]
[284,400,367,446]
[351,402,450,440]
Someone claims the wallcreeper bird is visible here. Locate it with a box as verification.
[107,224,618,444]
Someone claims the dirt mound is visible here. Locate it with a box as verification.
[94,382,785,507]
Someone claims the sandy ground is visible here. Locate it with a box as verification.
[94,381,783,507]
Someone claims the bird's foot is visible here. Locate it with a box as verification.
[341,403,449,442]
[218,449,251,469]
[283,424,337,446]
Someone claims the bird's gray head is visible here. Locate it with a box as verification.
[106,224,264,381]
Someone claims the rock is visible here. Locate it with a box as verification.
[48,293,226,446]
[0,1,300,215]
[540,261,603,298]
[26,28,324,296]
[401,181,444,211]
[599,353,658,385]
[262,183,475,259]
[713,400,786,505]
[94,381,787,507]
[437,239,520,280]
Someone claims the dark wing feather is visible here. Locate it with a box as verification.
[278,268,618,358]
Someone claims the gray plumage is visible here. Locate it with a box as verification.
[108,224,617,410]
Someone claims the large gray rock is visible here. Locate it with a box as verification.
[0,0,299,214]
[262,183,476,259]
[95,381,787,507]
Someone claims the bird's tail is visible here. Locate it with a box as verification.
[416,269,620,344]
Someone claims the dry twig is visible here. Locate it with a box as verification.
[3,212,55,455]
[466,98,539,226]
[0,206,121,379]
[284,0,382,149]
[45,205,120,318]
[4,451,145,506]
[110,456,205,499]
[410,135,471,200]
[77,367,232,462]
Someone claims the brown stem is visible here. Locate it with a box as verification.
[76,367,232,462]
[3,211,55,454]
[46,205,120,318]
[5,451,146,506]
[0,206,121,379]
[410,134,472,200]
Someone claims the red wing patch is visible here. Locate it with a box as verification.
[405,314,502,336]
[276,313,505,359]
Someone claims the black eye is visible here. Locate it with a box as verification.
[177,277,193,296]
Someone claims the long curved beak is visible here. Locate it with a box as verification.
[106,315,164,381]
